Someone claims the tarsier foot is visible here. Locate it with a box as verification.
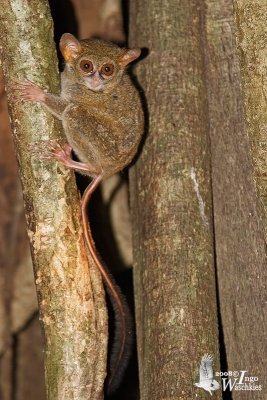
[12,80,46,103]
[33,139,73,163]
[32,139,97,174]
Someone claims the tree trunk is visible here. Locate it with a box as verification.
[204,0,267,397]
[129,1,221,399]
[233,0,267,231]
[0,70,17,400]
[0,72,42,396]
[0,1,108,399]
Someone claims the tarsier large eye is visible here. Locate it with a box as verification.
[100,63,114,77]
[80,60,94,73]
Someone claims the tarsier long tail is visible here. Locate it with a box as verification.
[81,175,132,394]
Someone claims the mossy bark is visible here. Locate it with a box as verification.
[129,1,221,399]
[204,0,267,397]
[0,1,108,399]
[233,0,267,233]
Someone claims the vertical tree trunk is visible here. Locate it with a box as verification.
[0,1,107,399]
[233,1,267,230]
[129,1,221,399]
[0,71,17,400]
[0,68,43,399]
[204,0,267,397]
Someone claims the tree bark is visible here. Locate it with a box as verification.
[0,1,108,399]
[129,1,221,399]
[204,0,267,397]
[233,0,267,233]
[0,69,17,400]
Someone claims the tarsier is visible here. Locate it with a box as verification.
[14,33,144,393]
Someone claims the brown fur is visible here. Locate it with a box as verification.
[58,34,144,177]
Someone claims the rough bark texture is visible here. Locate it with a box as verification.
[0,1,108,399]
[233,1,267,230]
[0,68,41,400]
[129,1,221,399]
[204,1,267,397]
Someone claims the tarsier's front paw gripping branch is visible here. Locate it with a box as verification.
[12,80,46,102]
[14,33,144,393]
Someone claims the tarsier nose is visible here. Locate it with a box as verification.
[90,71,102,88]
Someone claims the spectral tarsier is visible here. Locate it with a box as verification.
[14,33,144,393]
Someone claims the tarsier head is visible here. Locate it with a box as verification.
[60,33,141,92]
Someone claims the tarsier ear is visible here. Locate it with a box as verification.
[118,48,141,68]
[60,33,82,62]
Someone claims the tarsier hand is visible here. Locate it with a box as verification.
[12,80,46,103]
[12,82,74,167]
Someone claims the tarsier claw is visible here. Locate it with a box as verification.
[11,80,46,103]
